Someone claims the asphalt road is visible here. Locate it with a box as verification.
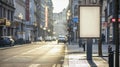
[0,41,65,67]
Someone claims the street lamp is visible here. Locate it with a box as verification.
[34,22,37,27]
[18,13,24,39]
[43,27,46,40]
[43,27,46,30]
[48,29,50,32]
[67,10,71,20]
[34,22,37,41]
[53,32,56,35]
[40,25,43,28]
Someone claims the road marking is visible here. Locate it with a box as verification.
[22,45,52,55]
[3,56,14,61]
[52,64,56,67]
[56,64,61,67]
[29,64,41,67]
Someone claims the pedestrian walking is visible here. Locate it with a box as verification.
[102,34,105,44]
[82,42,85,51]
[67,35,71,45]
[108,45,112,53]
[79,39,82,47]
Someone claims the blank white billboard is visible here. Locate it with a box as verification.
[79,6,100,38]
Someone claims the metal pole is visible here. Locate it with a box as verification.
[98,0,103,56]
[87,39,93,60]
[114,0,119,67]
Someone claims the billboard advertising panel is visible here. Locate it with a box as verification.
[79,6,100,38]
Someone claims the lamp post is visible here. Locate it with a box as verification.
[48,29,50,36]
[18,13,23,39]
[43,27,46,40]
[67,10,71,42]
[97,0,103,56]
[34,22,37,41]
[114,0,119,67]
[40,25,43,37]
[53,32,56,35]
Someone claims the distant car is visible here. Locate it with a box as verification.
[58,35,67,44]
[37,36,43,41]
[45,36,52,41]
[52,36,57,41]
[0,36,15,46]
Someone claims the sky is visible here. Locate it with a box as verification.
[52,0,69,13]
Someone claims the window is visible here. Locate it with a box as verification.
[74,5,78,16]
[3,8,6,17]
[119,1,120,14]
[11,11,13,21]
[90,0,97,4]
[7,10,10,20]
[109,2,112,15]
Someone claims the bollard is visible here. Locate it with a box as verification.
[108,51,114,67]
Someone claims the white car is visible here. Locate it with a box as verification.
[45,36,52,41]
[37,37,43,41]
[58,35,67,43]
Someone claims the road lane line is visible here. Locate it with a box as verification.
[29,64,41,67]
[3,45,53,62]
[56,64,61,67]
[52,64,56,67]
[22,45,52,55]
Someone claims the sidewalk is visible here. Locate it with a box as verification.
[63,43,109,67]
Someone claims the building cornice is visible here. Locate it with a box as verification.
[16,0,26,8]
[0,0,15,10]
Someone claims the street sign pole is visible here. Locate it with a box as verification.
[114,0,119,67]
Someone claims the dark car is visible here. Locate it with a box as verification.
[0,36,15,46]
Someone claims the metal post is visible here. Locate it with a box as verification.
[109,51,114,67]
[98,0,103,56]
[114,0,119,67]
[87,39,93,60]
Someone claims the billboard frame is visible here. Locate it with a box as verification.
[78,5,101,39]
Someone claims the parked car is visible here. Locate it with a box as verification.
[0,36,15,46]
[15,38,26,44]
[58,35,67,44]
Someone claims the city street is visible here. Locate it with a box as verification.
[0,0,120,67]
[0,41,65,67]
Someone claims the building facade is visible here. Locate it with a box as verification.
[13,0,26,40]
[106,0,120,44]
[0,0,15,36]
[67,0,106,43]
[46,0,53,36]
[34,0,53,39]
[53,9,68,37]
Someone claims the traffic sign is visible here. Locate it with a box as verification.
[72,17,78,23]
